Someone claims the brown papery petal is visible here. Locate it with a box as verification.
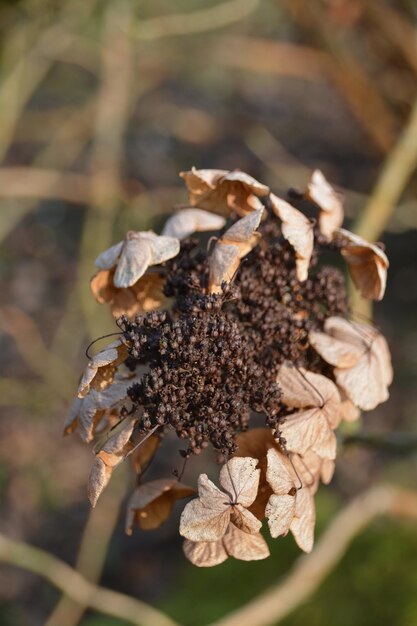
[306,170,344,239]
[290,487,315,553]
[88,457,112,507]
[270,193,313,281]
[179,497,230,542]
[77,340,125,398]
[126,479,194,533]
[265,448,295,496]
[131,435,161,476]
[219,457,260,508]
[183,538,228,567]
[208,243,240,294]
[223,523,270,561]
[280,407,337,460]
[265,493,296,538]
[161,208,226,239]
[337,228,389,300]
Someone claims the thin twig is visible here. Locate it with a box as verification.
[131,0,260,40]
[211,485,417,626]
[0,531,178,626]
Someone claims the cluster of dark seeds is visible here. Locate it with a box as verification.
[119,207,348,457]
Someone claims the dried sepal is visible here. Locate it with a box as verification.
[277,363,341,459]
[65,378,135,442]
[130,434,161,476]
[309,316,393,410]
[91,270,168,319]
[95,231,179,288]
[77,339,128,399]
[208,209,263,294]
[179,457,261,543]
[126,479,194,534]
[161,208,226,239]
[336,228,389,301]
[265,448,315,552]
[270,193,313,281]
[306,170,344,239]
[180,167,269,217]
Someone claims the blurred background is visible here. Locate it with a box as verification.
[1,0,417,625]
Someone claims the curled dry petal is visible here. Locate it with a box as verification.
[91,270,168,320]
[337,228,389,301]
[130,434,161,476]
[309,316,393,411]
[65,378,135,442]
[161,208,226,239]
[77,339,128,399]
[306,170,344,239]
[208,209,263,294]
[88,417,136,507]
[180,167,269,217]
[95,231,179,289]
[88,457,112,508]
[270,193,313,281]
[126,479,194,533]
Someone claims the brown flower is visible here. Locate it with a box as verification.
[265,448,316,552]
[126,479,194,533]
[309,316,393,410]
[270,193,314,281]
[161,208,226,239]
[77,338,128,399]
[306,169,344,239]
[180,167,269,217]
[208,209,263,294]
[336,228,389,301]
[95,230,179,288]
[91,269,168,320]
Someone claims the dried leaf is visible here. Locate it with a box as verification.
[180,167,269,217]
[162,208,226,239]
[126,479,194,533]
[337,228,389,300]
[270,193,313,281]
[208,210,263,294]
[309,317,393,410]
[306,170,344,239]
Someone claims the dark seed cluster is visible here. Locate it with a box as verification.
[119,208,348,457]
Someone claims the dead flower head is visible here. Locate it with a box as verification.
[180,167,269,217]
[66,166,392,567]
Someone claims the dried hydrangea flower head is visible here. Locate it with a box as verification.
[65,167,392,566]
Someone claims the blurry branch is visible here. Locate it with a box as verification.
[0,306,76,400]
[45,465,129,626]
[0,167,91,204]
[78,2,135,340]
[0,532,178,626]
[211,485,417,626]
[0,378,52,410]
[131,0,260,40]
[363,2,417,76]
[343,431,417,454]
[280,0,398,154]
[354,94,417,242]
[212,36,327,81]
[0,100,94,244]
